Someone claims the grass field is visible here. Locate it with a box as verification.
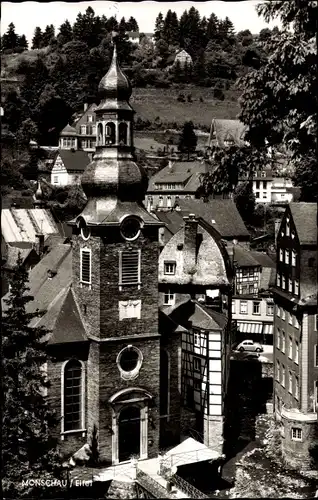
[131,86,241,129]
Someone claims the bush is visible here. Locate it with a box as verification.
[199,96,204,103]
[187,93,193,102]
[177,93,185,102]
[213,87,225,100]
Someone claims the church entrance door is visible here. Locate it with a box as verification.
[118,406,141,462]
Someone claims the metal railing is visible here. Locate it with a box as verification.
[136,469,171,499]
[171,474,209,499]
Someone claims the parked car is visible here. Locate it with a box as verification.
[236,340,263,353]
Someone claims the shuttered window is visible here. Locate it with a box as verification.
[80,249,91,284]
[119,250,141,288]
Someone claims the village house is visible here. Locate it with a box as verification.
[207,119,248,149]
[127,31,154,44]
[173,49,193,68]
[273,202,318,469]
[231,246,276,346]
[50,149,90,186]
[59,103,97,152]
[146,160,208,211]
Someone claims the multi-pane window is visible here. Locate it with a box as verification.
[232,300,236,314]
[282,309,286,321]
[282,331,286,353]
[164,262,176,275]
[267,303,274,316]
[240,301,248,314]
[276,360,280,382]
[193,357,201,372]
[289,279,293,292]
[282,275,286,289]
[253,301,260,315]
[288,371,293,393]
[80,249,91,284]
[159,196,163,207]
[292,250,296,266]
[80,125,86,135]
[119,250,141,287]
[294,280,299,295]
[64,360,83,432]
[285,250,289,264]
[286,218,290,236]
[291,428,302,441]
[194,332,200,347]
[167,195,172,208]
[53,175,59,184]
[279,249,283,262]
[295,341,299,365]
[276,328,280,349]
[295,377,299,400]
[288,336,293,359]
[276,273,281,287]
[277,306,281,317]
[164,290,175,306]
[281,365,286,387]
[289,313,293,325]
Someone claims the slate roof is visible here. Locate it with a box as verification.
[148,161,207,192]
[162,299,227,331]
[177,199,250,239]
[3,245,33,269]
[208,119,247,148]
[58,150,90,172]
[2,243,88,344]
[1,208,59,244]
[289,202,317,245]
[234,247,275,269]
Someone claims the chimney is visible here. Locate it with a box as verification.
[35,233,45,258]
[183,214,198,274]
[84,103,88,112]
[274,218,281,248]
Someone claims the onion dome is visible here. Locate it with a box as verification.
[98,36,132,103]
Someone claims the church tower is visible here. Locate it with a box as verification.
[69,36,162,464]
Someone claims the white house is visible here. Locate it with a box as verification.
[270,177,294,204]
[127,31,154,44]
[51,150,90,186]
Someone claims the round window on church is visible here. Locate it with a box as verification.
[117,346,143,380]
[120,217,141,241]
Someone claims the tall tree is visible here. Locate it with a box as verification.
[32,27,43,49]
[237,0,317,201]
[154,12,164,41]
[2,22,18,50]
[17,34,28,50]
[178,121,197,160]
[233,181,256,225]
[126,16,139,32]
[2,255,63,498]
[206,13,219,42]
[57,19,73,46]
[163,10,179,46]
[42,24,55,47]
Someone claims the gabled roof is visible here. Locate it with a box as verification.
[3,245,34,269]
[57,150,90,173]
[234,247,275,268]
[47,288,87,345]
[1,208,59,244]
[289,202,317,245]
[148,161,207,192]
[189,302,227,330]
[208,119,247,148]
[74,103,97,128]
[177,199,250,239]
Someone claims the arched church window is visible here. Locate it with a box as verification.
[105,122,116,145]
[63,359,83,431]
[118,122,128,145]
[97,123,103,145]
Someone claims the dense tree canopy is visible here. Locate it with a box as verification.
[237,0,317,201]
[178,121,197,159]
[2,256,63,497]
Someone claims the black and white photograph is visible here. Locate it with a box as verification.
[1,0,317,498]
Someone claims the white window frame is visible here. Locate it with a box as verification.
[240,300,248,315]
[295,341,299,365]
[292,250,296,266]
[282,331,285,353]
[282,275,286,289]
[285,249,289,264]
[288,336,293,359]
[279,249,283,262]
[276,328,280,349]
[277,305,280,317]
[295,377,299,400]
[294,280,299,295]
[289,279,293,293]
[267,303,274,316]
[53,175,59,184]
[291,427,302,441]
[164,290,175,306]
[282,309,286,321]
[289,313,293,325]
[281,364,285,387]
[252,301,261,315]
[81,125,86,135]
[164,262,176,275]
[194,332,200,347]
[276,360,280,382]
[80,248,91,286]
[232,300,236,314]
[286,218,290,236]
[288,371,293,394]
[61,359,86,439]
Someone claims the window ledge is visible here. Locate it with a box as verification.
[61,429,87,440]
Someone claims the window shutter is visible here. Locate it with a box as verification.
[119,250,141,287]
[80,249,91,283]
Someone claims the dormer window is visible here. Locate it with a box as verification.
[81,125,86,135]
[87,115,93,123]
[286,218,290,236]
[105,122,115,145]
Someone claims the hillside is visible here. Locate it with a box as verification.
[131,87,240,129]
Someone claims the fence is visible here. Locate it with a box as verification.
[136,468,171,499]
[171,474,209,499]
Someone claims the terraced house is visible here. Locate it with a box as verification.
[273,203,318,469]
